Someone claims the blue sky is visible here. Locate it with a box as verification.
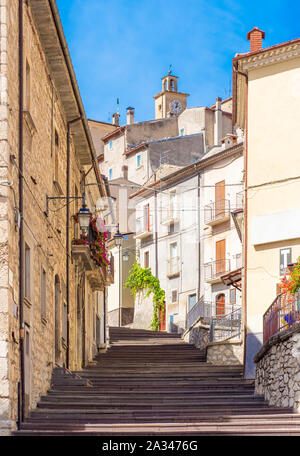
[57,0,300,124]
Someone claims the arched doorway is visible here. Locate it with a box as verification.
[216,293,225,317]
[54,275,61,364]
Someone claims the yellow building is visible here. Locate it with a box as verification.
[233,28,300,377]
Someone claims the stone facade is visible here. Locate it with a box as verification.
[254,325,300,411]
[183,323,210,351]
[206,341,243,365]
[0,0,110,434]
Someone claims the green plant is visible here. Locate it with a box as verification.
[125,261,165,331]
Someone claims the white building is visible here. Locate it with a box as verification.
[130,137,244,333]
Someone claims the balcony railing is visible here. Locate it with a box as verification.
[186,297,212,330]
[204,259,231,283]
[263,292,300,344]
[210,307,242,343]
[167,256,180,277]
[204,199,230,226]
[135,214,153,239]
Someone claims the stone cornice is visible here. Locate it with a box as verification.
[238,41,300,72]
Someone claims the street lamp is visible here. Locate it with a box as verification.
[78,203,92,237]
[114,224,123,327]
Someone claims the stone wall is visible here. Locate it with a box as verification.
[254,324,300,411]
[206,341,243,365]
[183,322,210,351]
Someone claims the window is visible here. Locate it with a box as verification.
[62,301,67,343]
[25,59,31,111]
[108,168,113,180]
[137,154,142,168]
[41,267,47,321]
[230,288,236,304]
[171,290,178,303]
[54,130,59,183]
[144,251,150,269]
[188,294,196,311]
[25,243,31,300]
[109,140,113,150]
[170,191,176,218]
[180,128,185,136]
[170,242,178,259]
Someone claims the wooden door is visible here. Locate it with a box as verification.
[215,180,225,218]
[216,294,225,317]
[159,302,166,331]
[216,239,226,275]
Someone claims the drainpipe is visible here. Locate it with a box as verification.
[66,117,81,369]
[18,0,25,428]
[233,61,248,376]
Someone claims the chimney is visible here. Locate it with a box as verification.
[126,106,134,125]
[214,97,222,146]
[122,165,128,180]
[112,112,120,126]
[247,27,265,53]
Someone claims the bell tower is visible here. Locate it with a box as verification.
[153,70,189,119]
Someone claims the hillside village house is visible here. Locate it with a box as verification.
[233,28,300,383]
[0,0,112,434]
[130,134,244,339]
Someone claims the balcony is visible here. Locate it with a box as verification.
[263,292,300,344]
[134,214,153,239]
[161,206,179,226]
[204,199,230,226]
[204,259,231,284]
[167,256,180,278]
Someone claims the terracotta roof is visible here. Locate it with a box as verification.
[233,37,300,62]
[102,126,125,142]
[124,142,147,157]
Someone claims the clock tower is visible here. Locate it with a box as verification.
[153,72,189,119]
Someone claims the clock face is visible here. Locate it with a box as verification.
[170,99,183,115]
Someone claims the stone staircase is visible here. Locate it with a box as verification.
[15,326,300,435]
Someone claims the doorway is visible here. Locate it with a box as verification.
[54,275,60,364]
[216,293,226,317]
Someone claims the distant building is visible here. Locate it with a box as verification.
[130,138,244,334]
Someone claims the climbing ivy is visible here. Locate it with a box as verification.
[124,261,165,331]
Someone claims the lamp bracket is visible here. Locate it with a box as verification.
[45,194,84,216]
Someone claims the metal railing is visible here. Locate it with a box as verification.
[186,297,212,330]
[204,199,230,225]
[263,292,300,344]
[204,259,231,282]
[168,256,180,276]
[209,307,242,343]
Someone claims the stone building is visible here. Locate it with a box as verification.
[0,0,111,434]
